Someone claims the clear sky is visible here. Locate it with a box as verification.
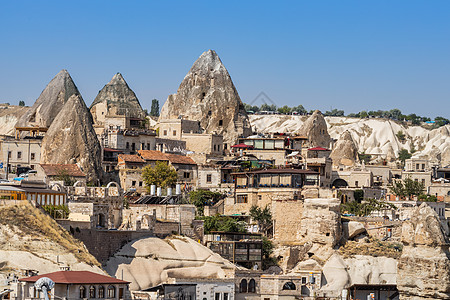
[1,1,449,118]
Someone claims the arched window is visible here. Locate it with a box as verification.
[239,279,248,293]
[107,286,116,298]
[248,279,256,293]
[89,286,96,298]
[80,286,86,298]
[98,286,105,298]
[282,282,296,290]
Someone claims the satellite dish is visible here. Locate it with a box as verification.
[34,277,55,300]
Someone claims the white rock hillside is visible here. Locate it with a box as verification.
[250,114,450,164]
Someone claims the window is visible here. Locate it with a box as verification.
[355,181,359,187]
[224,144,227,150]
[132,181,136,186]
[223,293,229,300]
[214,145,216,151]
[142,143,145,149]
[163,130,167,136]
[98,287,105,298]
[206,174,212,183]
[89,286,96,298]
[248,279,256,293]
[302,277,307,284]
[184,172,190,179]
[107,286,115,298]
[416,163,420,170]
[139,181,143,187]
[131,143,135,151]
[422,179,425,185]
[126,142,129,149]
[17,152,22,159]
[31,153,35,160]
[173,130,177,136]
[422,163,425,170]
[236,194,248,203]
[147,143,150,150]
[239,279,248,293]
[282,282,296,290]
[219,120,223,126]
[215,293,220,300]
[80,286,86,299]
[8,151,11,159]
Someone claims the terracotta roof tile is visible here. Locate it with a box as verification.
[138,150,169,161]
[118,154,145,163]
[40,164,86,177]
[19,271,129,284]
[166,153,196,165]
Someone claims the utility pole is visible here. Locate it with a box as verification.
[5,146,9,180]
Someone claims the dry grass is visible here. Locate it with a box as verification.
[339,238,402,259]
[0,202,100,266]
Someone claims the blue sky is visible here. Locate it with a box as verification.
[0,1,449,118]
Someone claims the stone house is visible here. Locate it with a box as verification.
[404,158,432,172]
[1,135,42,176]
[37,164,86,184]
[19,270,129,300]
[259,272,322,300]
[304,147,333,187]
[117,154,146,193]
[197,165,222,188]
[138,150,198,186]
[401,170,432,188]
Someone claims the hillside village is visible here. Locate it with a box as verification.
[0,50,449,300]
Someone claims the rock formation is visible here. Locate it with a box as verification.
[298,198,341,260]
[90,73,145,127]
[105,236,235,291]
[16,70,79,128]
[0,203,102,275]
[40,94,102,183]
[330,130,359,166]
[296,110,331,148]
[159,50,252,146]
[0,105,29,135]
[397,203,450,299]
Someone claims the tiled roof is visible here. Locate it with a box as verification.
[40,164,86,177]
[138,150,169,161]
[19,271,129,284]
[166,153,196,165]
[137,150,196,165]
[118,154,145,163]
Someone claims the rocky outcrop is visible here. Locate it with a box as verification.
[343,221,366,240]
[296,110,331,148]
[0,105,29,135]
[397,203,450,299]
[330,131,359,166]
[90,73,145,126]
[0,203,102,275]
[105,236,235,291]
[159,50,252,146]
[40,94,102,183]
[16,70,79,128]
[298,198,341,261]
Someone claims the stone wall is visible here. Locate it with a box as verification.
[272,197,303,244]
[72,229,155,264]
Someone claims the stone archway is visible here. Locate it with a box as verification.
[332,178,348,188]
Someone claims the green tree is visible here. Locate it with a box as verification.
[150,99,160,117]
[18,100,25,106]
[249,205,272,236]
[398,149,412,164]
[291,105,307,115]
[358,152,371,164]
[396,131,406,143]
[324,109,345,117]
[260,103,277,112]
[201,215,247,233]
[277,105,291,114]
[189,190,225,216]
[262,236,277,269]
[141,161,177,190]
[389,177,425,199]
[341,199,396,217]
[359,111,368,118]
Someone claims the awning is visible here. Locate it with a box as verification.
[286,151,300,157]
[231,143,254,149]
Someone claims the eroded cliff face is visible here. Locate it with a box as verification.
[0,105,29,135]
[40,94,102,183]
[159,50,251,146]
[16,70,79,128]
[330,130,359,166]
[296,110,332,149]
[90,73,145,126]
[397,203,450,299]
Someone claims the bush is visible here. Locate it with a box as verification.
[189,190,225,216]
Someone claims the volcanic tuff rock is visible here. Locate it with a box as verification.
[397,203,450,299]
[0,105,29,135]
[159,50,252,146]
[330,130,359,166]
[105,236,235,291]
[90,73,145,126]
[296,110,332,148]
[16,70,79,128]
[40,94,102,183]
